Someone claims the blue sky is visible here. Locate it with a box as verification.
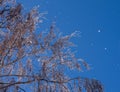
[19,0,120,92]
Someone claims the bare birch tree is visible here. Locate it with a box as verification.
[0,0,103,92]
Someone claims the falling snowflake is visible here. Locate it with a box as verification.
[98,30,101,33]
[29,41,32,44]
[104,48,107,50]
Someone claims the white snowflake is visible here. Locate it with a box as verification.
[98,30,101,33]
[104,48,107,50]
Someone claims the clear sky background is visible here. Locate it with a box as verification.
[18,0,120,92]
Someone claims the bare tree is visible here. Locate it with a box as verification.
[0,0,103,92]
